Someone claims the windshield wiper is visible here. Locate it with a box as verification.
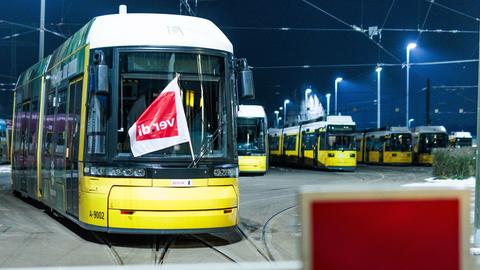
[188,122,224,168]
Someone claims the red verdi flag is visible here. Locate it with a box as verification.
[128,76,191,157]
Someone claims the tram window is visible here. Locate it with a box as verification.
[269,136,279,151]
[284,135,297,151]
[86,94,106,155]
[116,52,225,158]
[54,90,67,154]
[303,133,316,150]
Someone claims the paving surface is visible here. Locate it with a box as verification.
[0,164,458,267]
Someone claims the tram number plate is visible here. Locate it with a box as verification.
[171,179,192,187]
[338,154,345,158]
[89,210,105,220]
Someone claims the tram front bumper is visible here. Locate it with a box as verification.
[239,155,267,173]
[107,185,238,231]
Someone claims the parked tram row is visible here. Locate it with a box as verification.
[236,105,473,174]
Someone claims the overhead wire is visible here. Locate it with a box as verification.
[221,26,478,34]
[252,58,478,70]
[415,0,433,43]
[0,30,37,40]
[0,19,67,39]
[300,0,403,63]
[422,0,480,22]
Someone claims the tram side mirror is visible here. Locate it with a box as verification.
[93,50,109,95]
[237,58,255,100]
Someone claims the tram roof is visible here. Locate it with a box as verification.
[87,13,233,52]
[238,105,266,118]
[17,12,233,86]
[450,131,472,138]
[414,125,447,134]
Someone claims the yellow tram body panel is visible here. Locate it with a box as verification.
[367,151,381,163]
[383,151,412,164]
[417,153,433,165]
[79,176,238,231]
[239,155,267,173]
[318,150,356,169]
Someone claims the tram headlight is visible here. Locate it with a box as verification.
[84,165,146,178]
[328,153,335,158]
[134,168,146,177]
[213,167,238,178]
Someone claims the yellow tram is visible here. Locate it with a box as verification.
[449,131,472,148]
[412,126,448,165]
[355,127,413,165]
[11,9,254,233]
[237,105,268,174]
[268,116,357,171]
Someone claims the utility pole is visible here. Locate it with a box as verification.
[39,0,45,60]
[474,20,480,245]
[426,78,431,125]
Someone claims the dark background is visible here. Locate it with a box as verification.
[1,0,479,132]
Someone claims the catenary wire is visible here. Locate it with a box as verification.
[300,0,402,63]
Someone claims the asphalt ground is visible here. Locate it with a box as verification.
[0,164,442,267]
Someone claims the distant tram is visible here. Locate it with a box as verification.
[0,119,8,163]
[268,116,357,171]
[355,127,412,165]
[449,131,472,148]
[12,9,254,233]
[413,126,448,165]
[237,105,268,174]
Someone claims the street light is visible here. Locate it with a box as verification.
[305,88,312,119]
[335,77,343,115]
[406,42,417,126]
[274,110,279,128]
[408,118,415,129]
[376,66,382,129]
[325,93,331,116]
[283,99,290,126]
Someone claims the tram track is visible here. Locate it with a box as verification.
[190,234,239,263]
[260,205,297,261]
[90,232,124,265]
[153,235,174,265]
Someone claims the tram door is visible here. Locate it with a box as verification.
[19,101,31,193]
[65,79,82,217]
[300,131,306,165]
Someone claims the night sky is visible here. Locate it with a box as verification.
[1,0,480,132]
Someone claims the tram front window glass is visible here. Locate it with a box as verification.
[386,133,412,151]
[116,52,225,159]
[326,134,355,151]
[419,133,448,153]
[455,138,472,147]
[237,118,265,155]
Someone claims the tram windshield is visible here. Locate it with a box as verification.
[237,117,265,155]
[385,133,412,151]
[325,125,355,151]
[453,138,472,147]
[419,133,448,153]
[113,51,226,159]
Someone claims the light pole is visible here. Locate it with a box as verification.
[335,77,343,115]
[408,118,414,129]
[274,110,279,128]
[325,93,331,116]
[406,42,416,126]
[305,88,312,119]
[376,66,382,129]
[283,99,290,127]
[39,0,45,60]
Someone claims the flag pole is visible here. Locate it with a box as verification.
[176,73,196,162]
